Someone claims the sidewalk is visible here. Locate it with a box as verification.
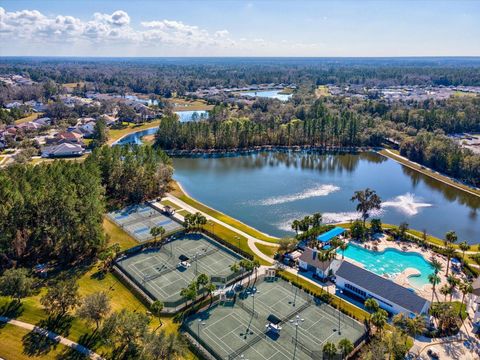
[0,316,103,360]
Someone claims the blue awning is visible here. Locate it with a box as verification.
[317,227,345,243]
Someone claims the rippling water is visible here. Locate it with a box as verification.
[173,151,480,243]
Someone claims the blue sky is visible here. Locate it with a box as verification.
[1,0,479,57]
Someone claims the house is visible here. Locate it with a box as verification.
[334,261,430,316]
[41,143,84,158]
[5,101,23,109]
[56,131,83,143]
[298,247,339,279]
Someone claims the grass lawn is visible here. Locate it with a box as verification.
[170,181,278,243]
[255,243,278,258]
[0,219,197,360]
[0,324,70,360]
[200,222,271,266]
[14,113,41,125]
[177,209,190,216]
[160,199,182,211]
[102,217,138,250]
[315,85,330,98]
[379,149,480,197]
[169,97,213,111]
[107,120,162,145]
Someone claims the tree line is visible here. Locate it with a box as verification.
[0,145,173,268]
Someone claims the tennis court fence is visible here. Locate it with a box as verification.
[235,299,259,319]
[227,332,264,360]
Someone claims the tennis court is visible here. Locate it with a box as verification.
[116,233,245,306]
[184,279,366,360]
[107,203,183,242]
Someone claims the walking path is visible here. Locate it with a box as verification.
[155,195,276,264]
[382,149,480,198]
[0,316,103,360]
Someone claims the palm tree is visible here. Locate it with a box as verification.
[252,259,261,284]
[350,188,382,227]
[440,284,451,302]
[428,273,440,304]
[150,226,166,244]
[421,229,428,248]
[205,282,216,308]
[291,220,300,235]
[446,274,459,302]
[338,338,354,359]
[371,309,388,334]
[322,342,337,360]
[150,300,164,331]
[317,250,336,280]
[444,231,458,246]
[444,245,457,277]
[339,241,348,260]
[364,298,380,313]
[459,241,470,264]
[459,281,473,317]
[311,212,322,228]
[430,257,443,275]
[406,315,426,340]
[230,262,240,274]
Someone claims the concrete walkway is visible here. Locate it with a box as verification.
[383,149,480,198]
[156,195,277,264]
[0,316,103,360]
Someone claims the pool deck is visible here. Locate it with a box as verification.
[348,235,466,302]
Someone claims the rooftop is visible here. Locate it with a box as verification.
[317,227,345,243]
[336,260,429,314]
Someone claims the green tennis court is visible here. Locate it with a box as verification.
[184,278,366,360]
[116,233,245,307]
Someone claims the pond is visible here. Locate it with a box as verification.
[176,110,209,122]
[113,110,209,145]
[240,89,292,101]
[173,151,480,244]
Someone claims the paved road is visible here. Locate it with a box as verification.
[0,316,103,360]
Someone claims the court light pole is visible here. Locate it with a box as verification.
[197,318,206,338]
[195,251,200,275]
[252,290,260,313]
[338,290,343,335]
[289,315,304,360]
[292,271,299,307]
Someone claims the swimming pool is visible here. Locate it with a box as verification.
[342,243,433,288]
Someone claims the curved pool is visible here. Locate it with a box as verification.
[342,243,433,288]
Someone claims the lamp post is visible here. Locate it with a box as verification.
[197,318,206,338]
[195,251,200,275]
[289,315,304,360]
[235,236,240,250]
[292,271,299,307]
[338,290,343,335]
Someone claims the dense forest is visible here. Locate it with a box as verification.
[2,57,480,97]
[0,145,172,268]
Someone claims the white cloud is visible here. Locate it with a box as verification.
[0,6,323,56]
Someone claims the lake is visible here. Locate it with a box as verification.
[240,89,292,101]
[113,110,209,145]
[173,151,480,244]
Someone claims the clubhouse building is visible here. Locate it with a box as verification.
[335,261,430,316]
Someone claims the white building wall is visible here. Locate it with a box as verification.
[335,276,428,316]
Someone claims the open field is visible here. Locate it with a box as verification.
[170,182,278,243]
[315,85,330,98]
[0,324,70,360]
[184,278,365,360]
[255,243,278,258]
[14,113,41,125]
[107,120,162,145]
[170,98,214,111]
